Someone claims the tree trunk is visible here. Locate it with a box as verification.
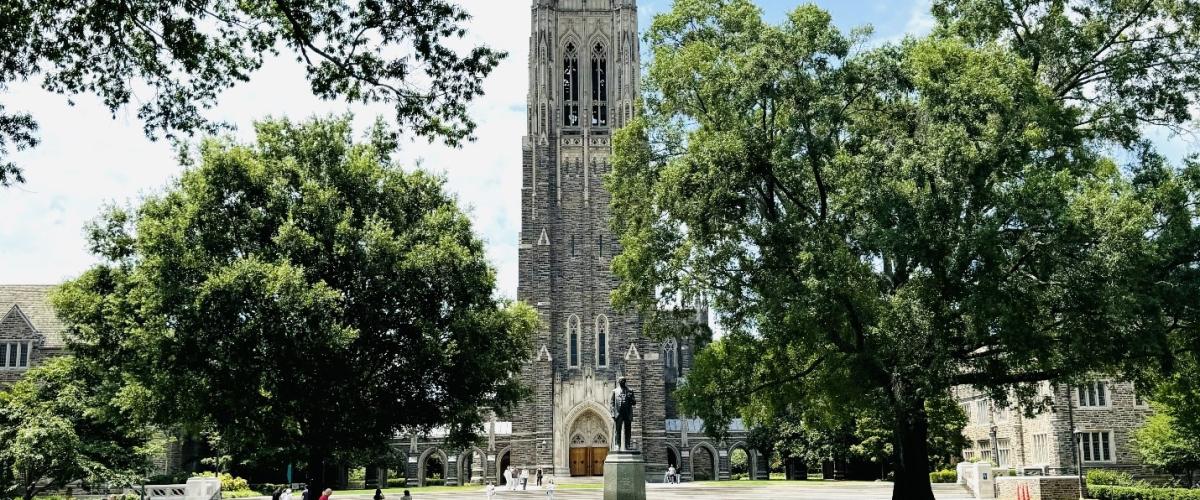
[304,450,327,500]
[891,398,935,500]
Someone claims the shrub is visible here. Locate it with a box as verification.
[222,491,264,499]
[1090,469,1138,487]
[730,473,746,480]
[1090,485,1200,500]
[193,472,251,492]
[423,479,445,487]
[930,469,958,483]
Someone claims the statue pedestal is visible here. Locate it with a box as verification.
[603,451,646,500]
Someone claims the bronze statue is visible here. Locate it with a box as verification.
[610,376,637,451]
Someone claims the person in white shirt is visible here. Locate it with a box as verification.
[503,467,512,491]
[545,478,556,499]
[486,482,495,499]
[520,469,530,490]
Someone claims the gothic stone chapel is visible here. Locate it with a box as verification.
[393,0,764,486]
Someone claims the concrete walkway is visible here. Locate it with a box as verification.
[335,482,973,499]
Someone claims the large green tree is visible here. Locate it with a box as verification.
[609,1,1200,499]
[0,0,503,187]
[53,116,538,494]
[0,357,158,500]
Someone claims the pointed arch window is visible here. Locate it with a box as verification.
[591,42,608,127]
[567,314,581,368]
[563,43,580,127]
[595,314,610,367]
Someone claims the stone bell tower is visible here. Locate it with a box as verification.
[512,0,667,480]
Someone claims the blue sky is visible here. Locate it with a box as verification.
[1,0,1192,297]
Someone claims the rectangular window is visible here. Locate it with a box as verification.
[977,440,992,462]
[1078,431,1113,462]
[997,438,1011,467]
[995,405,1010,423]
[1134,389,1148,407]
[1,341,33,369]
[1031,434,1049,464]
[1077,382,1109,407]
[976,400,989,422]
[961,403,973,422]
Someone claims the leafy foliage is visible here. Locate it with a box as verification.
[53,116,537,487]
[0,0,504,185]
[1133,409,1200,487]
[0,357,158,500]
[1088,469,1140,487]
[193,472,251,492]
[1089,485,1200,500]
[929,469,957,484]
[610,0,1200,498]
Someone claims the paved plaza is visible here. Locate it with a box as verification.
[349,482,973,500]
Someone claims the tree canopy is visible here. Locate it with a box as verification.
[53,116,537,490]
[0,356,157,500]
[0,0,504,187]
[609,1,1200,498]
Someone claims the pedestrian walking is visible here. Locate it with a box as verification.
[282,488,293,500]
[503,467,513,491]
[486,483,496,499]
[520,468,529,490]
[300,487,309,500]
[536,468,543,487]
[545,478,556,499]
[373,489,384,500]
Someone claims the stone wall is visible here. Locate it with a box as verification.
[996,476,1081,500]
[955,381,1153,476]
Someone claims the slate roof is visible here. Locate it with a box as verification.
[0,285,66,348]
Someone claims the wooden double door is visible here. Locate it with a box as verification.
[569,447,608,476]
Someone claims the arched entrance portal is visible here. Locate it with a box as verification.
[567,411,609,477]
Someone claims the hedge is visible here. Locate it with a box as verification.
[1090,485,1200,500]
[930,469,957,483]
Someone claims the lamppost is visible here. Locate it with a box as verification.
[1065,385,1088,499]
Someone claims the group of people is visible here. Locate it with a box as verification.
[663,465,681,484]
[285,487,413,500]
[486,466,556,498]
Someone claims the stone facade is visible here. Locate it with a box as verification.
[956,380,1154,477]
[393,0,760,486]
[996,476,1081,500]
[0,285,65,386]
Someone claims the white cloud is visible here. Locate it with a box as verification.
[0,0,530,299]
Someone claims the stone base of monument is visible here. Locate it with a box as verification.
[603,451,646,500]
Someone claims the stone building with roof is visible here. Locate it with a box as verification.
[0,285,67,385]
[956,381,1154,477]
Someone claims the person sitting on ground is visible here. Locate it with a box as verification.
[373,489,384,500]
[400,490,412,500]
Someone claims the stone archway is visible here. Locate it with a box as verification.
[417,448,447,487]
[566,410,610,477]
[691,443,718,482]
[557,401,614,477]
[458,448,486,485]
[728,442,753,480]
